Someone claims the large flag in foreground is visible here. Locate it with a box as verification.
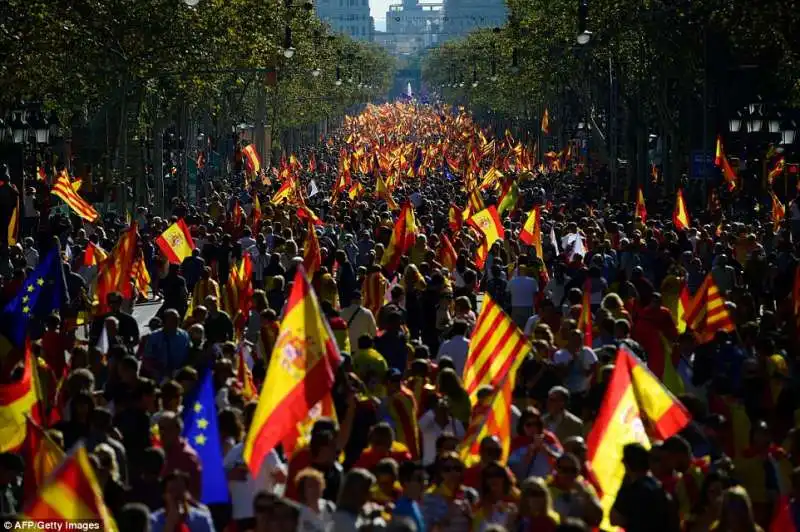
[0,344,45,452]
[182,368,229,504]
[244,266,342,476]
[587,346,691,529]
[22,417,65,503]
[155,219,195,264]
[23,443,118,531]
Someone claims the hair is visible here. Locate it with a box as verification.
[622,443,650,473]
[141,447,166,477]
[217,407,244,441]
[398,461,425,484]
[118,503,151,532]
[516,406,543,436]
[336,468,375,512]
[295,467,326,502]
[519,477,557,518]
[717,486,758,532]
[479,461,513,500]
[93,443,120,482]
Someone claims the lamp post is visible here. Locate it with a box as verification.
[577,0,592,45]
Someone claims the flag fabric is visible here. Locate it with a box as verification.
[587,346,692,529]
[82,242,108,267]
[8,195,19,247]
[236,343,258,401]
[541,108,550,134]
[22,417,65,503]
[497,180,519,216]
[767,157,785,186]
[386,387,421,460]
[71,178,82,192]
[348,182,364,201]
[714,136,738,191]
[460,295,529,464]
[37,167,47,182]
[438,233,458,271]
[221,255,254,333]
[578,279,593,347]
[0,344,45,452]
[93,225,138,314]
[676,283,690,334]
[131,254,150,296]
[303,222,322,278]
[182,367,229,504]
[244,266,342,476]
[448,203,462,233]
[242,144,261,175]
[635,187,647,223]
[51,171,99,222]
[672,188,691,230]
[467,206,504,270]
[770,191,785,232]
[251,193,262,235]
[519,206,544,259]
[308,179,319,198]
[154,219,195,264]
[232,199,244,228]
[464,187,485,219]
[22,443,118,531]
[308,152,317,173]
[770,496,797,532]
[381,202,417,274]
[684,273,735,344]
[271,179,295,205]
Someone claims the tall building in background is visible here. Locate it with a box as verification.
[383,0,444,55]
[315,0,374,41]
[441,0,507,40]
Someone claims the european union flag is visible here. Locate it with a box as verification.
[1,247,68,353]
[182,368,229,504]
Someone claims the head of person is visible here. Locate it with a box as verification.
[621,442,650,479]
[350,290,363,307]
[517,406,544,438]
[374,458,399,497]
[157,412,183,449]
[478,436,503,466]
[519,476,554,518]
[397,460,426,501]
[663,435,693,473]
[140,447,166,482]
[162,309,180,332]
[336,468,375,514]
[547,386,570,417]
[694,471,729,517]
[204,295,218,313]
[718,486,757,531]
[435,451,464,488]
[295,468,326,507]
[160,380,183,412]
[436,368,462,395]
[118,503,151,532]
[554,453,582,490]
[368,422,395,454]
[480,461,512,502]
[309,429,337,466]
[107,292,123,312]
[162,470,191,507]
[563,436,588,462]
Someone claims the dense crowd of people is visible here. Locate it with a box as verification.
[2,102,800,532]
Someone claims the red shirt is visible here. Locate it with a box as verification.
[164,439,203,500]
[353,445,412,471]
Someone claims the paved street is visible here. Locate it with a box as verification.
[132,300,162,329]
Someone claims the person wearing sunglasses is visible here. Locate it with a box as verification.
[547,453,602,528]
[508,407,563,482]
[422,452,475,532]
[507,477,561,532]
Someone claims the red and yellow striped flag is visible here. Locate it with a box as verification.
[82,242,108,267]
[8,193,19,247]
[154,218,195,264]
[22,417,65,503]
[251,192,262,234]
[770,191,785,232]
[23,443,118,531]
[463,187,485,220]
[0,344,45,452]
[236,344,258,402]
[587,346,691,529]
[51,170,99,222]
[467,206,504,269]
[672,188,691,230]
[684,273,735,344]
[635,187,647,223]
[381,202,417,274]
[438,232,458,271]
[578,279,593,347]
[714,135,738,191]
[93,224,139,313]
[303,221,322,279]
[131,254,150,296]
[460,294,529,464]
[242,144,261,175]
[519,205,543,259]
[244,266,342,475]
[541,108,550,134]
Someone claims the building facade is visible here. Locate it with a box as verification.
[383,0,444,55]
[315,0,374,41]
[441,0,507,41]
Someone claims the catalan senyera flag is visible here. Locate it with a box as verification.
[93,224,139,313]
[770,191,785,232]
[460,295,529,465]
[467,206,504,269]
[303,221,322,279]
[767,157,785,186]
[541,108,550,134]
[23,443,118,531]
[635,187,647,223]
[242,144,261,175]
[8,194,19,247]
[463,187,485,220]
[588,346,691,529]
[82,242,108,267]
[714,135,738,191]
[71,178,82,192]
[672,188,691,230]
[0,344,44,452]
[244,266,342,476]
[154,218,195,264]
[22,417,66,503]
[519,206,543,259]
[51,170,99,222]
[578,279,593,347]
[438,232,458,271]
[131,253,151,296]
[236,343,258,402]
[381,202,417,274]
[684,273,735,344]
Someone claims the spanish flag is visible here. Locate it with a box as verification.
[271,179,295,205]
[587,346,691,529]
[8,194,19,247]
[381,202,417,274]
[672,188,691,230]
[22,417,65,503]
[131,253,151,296]
[438,232,458,271]
[578,279,593,347]
[244,266,342,476]
[307,152,317,173]
[303,221,322,278]
[635,187,647,223]
[82,242,108,267]
[460,295,529,465]
[770,191,785,232]
[519,205,543,259]
[348,182,364,201]
[0,344,44,452]
[23,443,118,531]
[236,344,258,402]
[242,144,261,175]
[448,203,462,233]
[767,157,785,186]
[541,108,550,134]
[51,170,99,222]
[714,135,738,191]
[375,172,399,211]
[467,206,504,269]
[684,273,735,344]
[251,192,262,234]
[92,224,139,314]
[154,218,195,264]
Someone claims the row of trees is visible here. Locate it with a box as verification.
[421,0,800,192]
[3,0,395,201]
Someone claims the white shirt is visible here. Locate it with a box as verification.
[340,305,378,349]
[506,276,539,308]
[419,410,465,465]
[553,347,599,393]
[437,335,470,377]
[223,442,286,519]
[523,314,541,337]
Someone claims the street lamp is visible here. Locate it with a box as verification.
[11,112,28,144]
[510,48,520,75]
[471,66,478,88]
[728,114,742,132]
[768,117,781,133]
[282,26,295,59]
[183,0,200,6]
[577,0,591,44]
[311,67,321,77]
[747,116,763,133]
[29,112,49,144]
[335,65,342,86]
[781,123,797,145]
